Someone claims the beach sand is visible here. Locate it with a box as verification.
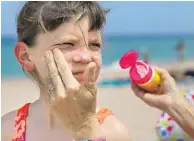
[2,76,193,141]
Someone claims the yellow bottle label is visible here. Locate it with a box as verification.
[139,69,161,91]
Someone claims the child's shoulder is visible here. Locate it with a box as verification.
[2,110,17,131]
[2,110,17,141]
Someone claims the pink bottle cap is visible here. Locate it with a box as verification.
[119,50,139,69]
[119,50,152,84]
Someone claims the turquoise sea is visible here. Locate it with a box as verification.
[1,35,194,79]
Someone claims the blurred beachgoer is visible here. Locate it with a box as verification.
[141,47,150,63]
[176,40,185,63]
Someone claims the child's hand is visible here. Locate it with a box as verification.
[44,48,100,138]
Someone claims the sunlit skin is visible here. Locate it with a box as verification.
[2,16,132,141]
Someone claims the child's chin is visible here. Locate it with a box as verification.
[73,74,84,83]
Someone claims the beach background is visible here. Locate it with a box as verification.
[1,1,194,141]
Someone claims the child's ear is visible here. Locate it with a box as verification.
[14,42,35,71]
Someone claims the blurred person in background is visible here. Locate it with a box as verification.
[176,40,185,63]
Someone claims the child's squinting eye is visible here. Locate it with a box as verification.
[53,43,74,51]
[89,43,101,50]
[52,42,101,50]
[56,42,74,47]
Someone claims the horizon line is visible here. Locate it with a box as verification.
[2,32,194,39]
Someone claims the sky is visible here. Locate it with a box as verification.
[1,1,194,37]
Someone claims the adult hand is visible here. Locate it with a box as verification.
[131,67,181,112]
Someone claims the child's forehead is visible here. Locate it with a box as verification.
[41,17,101,40]
[49,16,90,35]
[35,19,102,48]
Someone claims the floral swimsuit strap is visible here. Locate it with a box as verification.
[12,103,30,141]
[12,103,113,141]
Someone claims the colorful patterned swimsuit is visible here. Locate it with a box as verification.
[155,89,194,141]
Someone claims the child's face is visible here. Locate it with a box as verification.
[28,16,102,84]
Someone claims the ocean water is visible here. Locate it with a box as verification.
[1,35,194,79]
